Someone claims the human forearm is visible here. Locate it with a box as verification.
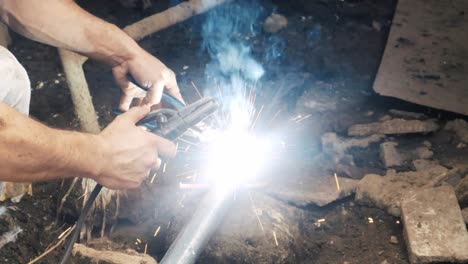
[0,0,141,65]
[0,103,176,189]
[0,103,101,182]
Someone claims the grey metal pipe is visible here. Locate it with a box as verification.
[160,188,234,264]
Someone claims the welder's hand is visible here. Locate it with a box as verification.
[93,105,176,190]
[112,49,185,111]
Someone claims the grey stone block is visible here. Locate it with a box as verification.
[401,185,468,263]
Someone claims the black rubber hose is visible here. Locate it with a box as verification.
[60,183,103,264]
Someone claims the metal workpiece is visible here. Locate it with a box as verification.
[160,188,234,264]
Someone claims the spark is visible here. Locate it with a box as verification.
[334,173,341,191]
[267,109,283,127]
[216,83,223,101]
[396,220,400,224]
[150,172,157,184]
[136,238,142,243]
[290,115,302,122]
[57,226,72,240]
[162,162,167,173]
[295,114,312,123]
[153,226,161,237]
[178,138,198,146]
[250,105,264,130]
[179,183,207,189]
[144,243,148,254]
[191,81,203,99]
[314,218,326,227]
[368,217,374,224]
[251,93,257,105]
[175,170,199,178]
[273,231,279,246]
[184,145,191,153]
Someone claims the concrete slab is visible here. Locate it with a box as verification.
[373,0,468,116]
[401,185,468,263]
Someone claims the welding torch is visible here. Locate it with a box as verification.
[60,80,218,264]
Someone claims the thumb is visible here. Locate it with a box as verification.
[122,105,151,124]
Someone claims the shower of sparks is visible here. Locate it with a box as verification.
[163,80,316,250]
[334,173,341,191]
[153,226,161,237]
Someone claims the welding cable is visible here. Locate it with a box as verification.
[60,183,103,264]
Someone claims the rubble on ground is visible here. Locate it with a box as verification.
[348,119,439,136]
[401,185,468,264]
[355,165,449,216]
[444,119,468,143]
[321,132,384,155]
[269,175,359,207]
[379,142,433,168]
[380,142,403,167]
[412,159,440,171]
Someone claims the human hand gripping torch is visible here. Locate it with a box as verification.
[60,91,218,264]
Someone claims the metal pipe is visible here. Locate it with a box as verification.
[160,188,233,264]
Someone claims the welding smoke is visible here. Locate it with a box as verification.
[201,0,265,122]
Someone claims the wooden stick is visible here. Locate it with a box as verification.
[124,0,229,41]
[58,49,100,134]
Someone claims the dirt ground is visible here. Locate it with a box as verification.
[1,0,466,263]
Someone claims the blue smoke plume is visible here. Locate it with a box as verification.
[201,0,265,119]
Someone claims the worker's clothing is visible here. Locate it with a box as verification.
[0,45,30,115]
[0,45,32,202]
